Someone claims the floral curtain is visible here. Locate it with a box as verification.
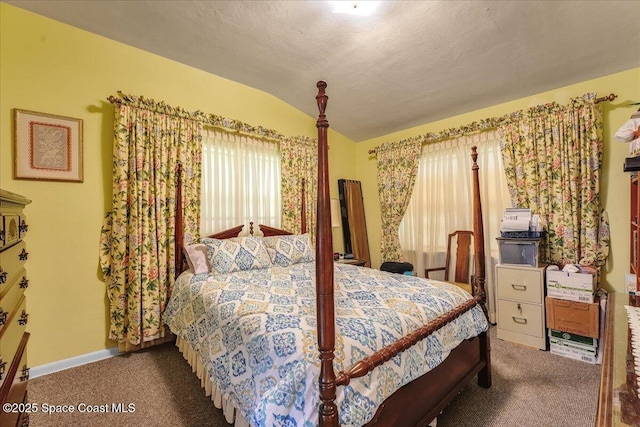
[375,140,422,262]
[498,93,607,267]
[100,101,201,350]
[280,136,318,239]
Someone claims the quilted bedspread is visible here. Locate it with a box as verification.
[163,262,488,427]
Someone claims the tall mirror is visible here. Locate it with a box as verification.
[338,179,371,267]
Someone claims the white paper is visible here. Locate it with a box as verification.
[501,208,531,232]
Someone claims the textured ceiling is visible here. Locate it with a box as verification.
[6,0,640,142]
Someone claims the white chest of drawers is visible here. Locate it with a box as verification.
[0,189,31,427]
[496,264,547,350]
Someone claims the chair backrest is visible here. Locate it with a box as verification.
[445,230,474,283]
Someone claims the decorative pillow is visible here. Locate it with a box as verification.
[201,236,272,274]
[184,243,210,275]
[263,234,315,267]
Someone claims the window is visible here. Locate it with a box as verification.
[399,131,511,321]
[200,129,281,235]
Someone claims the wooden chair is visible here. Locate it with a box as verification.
[425,230,474,294]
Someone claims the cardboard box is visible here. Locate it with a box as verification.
[546,269,596,303]
[547,287,595,303]
[548,329,598,349]
[545,296,600,338]
[546,269,596,291]
[549,340,598,364]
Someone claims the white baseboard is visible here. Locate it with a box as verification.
[30,347,119,379]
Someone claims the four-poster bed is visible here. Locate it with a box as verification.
[166,81,491,427]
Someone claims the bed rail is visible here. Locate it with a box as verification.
[335,296,480,386]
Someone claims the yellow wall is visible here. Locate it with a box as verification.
[356,67,640,294]
[0,3,355,367]
[3,2,638,368]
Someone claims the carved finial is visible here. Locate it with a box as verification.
[471,146,478,169]
[316,81,329,128]
[595,93,618,104]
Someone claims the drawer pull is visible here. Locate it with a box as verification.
[511,283,527,291]
[19,220,28,233]
[19,277,29,289]
[19,248,29,261]
[20,365,30,382]
[0,358,5,381]
[18,310,29,325]
[0,268,6,284]
[0,309,6,327]
[512,316,528,324]
[0,230,4,241]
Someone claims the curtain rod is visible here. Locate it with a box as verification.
[108,91,316,145]
[368,92,617,155]
[595,93,617,104]
[201,124,282,144]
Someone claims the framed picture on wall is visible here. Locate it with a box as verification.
[13,109,83,182]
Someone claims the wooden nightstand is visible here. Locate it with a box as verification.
[336,259,367,267]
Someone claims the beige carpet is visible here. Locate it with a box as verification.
[28,343,227,427]
[27,326,600,427]
[436,327,600,427]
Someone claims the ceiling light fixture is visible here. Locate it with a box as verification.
[331,1,381,17]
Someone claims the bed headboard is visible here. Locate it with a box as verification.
[174,170,307,274]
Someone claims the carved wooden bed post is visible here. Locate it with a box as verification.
[315,81,339,427]
[175,165,184,274]
[471,146,492,388]
[301,178,307,234]
[470,146,486,309]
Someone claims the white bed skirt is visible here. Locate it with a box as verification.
[176,335,441,427]
[176,336,250,427]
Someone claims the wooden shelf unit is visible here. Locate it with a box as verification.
[597,166,640,425]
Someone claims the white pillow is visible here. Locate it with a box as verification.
[184,243,209,274]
